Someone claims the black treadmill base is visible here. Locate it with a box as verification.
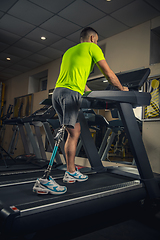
[0,171,147,237]
[1,200,160,240]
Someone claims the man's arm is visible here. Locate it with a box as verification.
[96,60,129,91]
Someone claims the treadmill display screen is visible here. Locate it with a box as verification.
[87,68,150,91]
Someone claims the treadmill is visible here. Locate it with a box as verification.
[0,68,160,239]
[0,104,61,172]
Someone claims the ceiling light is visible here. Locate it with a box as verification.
[106,0,111,2]
[103,80,108,82]
[41,36,46,40]
[6,57,11,61]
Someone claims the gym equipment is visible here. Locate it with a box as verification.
[0,104,13,146]
[81,68,151,163]
[1,88,160,239]
[76,109,108,157]
[99,119,124,162]
[22,102,65,166]
[1,104,61,170]
[0,68,160,239]
[0,145,15,168]
[3,102,31,158]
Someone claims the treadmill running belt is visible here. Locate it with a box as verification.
[0,172,136,209]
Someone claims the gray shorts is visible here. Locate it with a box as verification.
[52,87,82,128]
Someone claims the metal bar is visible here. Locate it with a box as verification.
[76,139,83,156]
[18,124,30,154]
[101,131,116,162]
[98,127,112,158]
[78,110,104,172]
[34,125,47,160]
[24,123,41,159]
[117,102,160,198]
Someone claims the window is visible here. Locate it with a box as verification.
[150,26,160,65]
[28,70,48,93]
[40,77,47,91]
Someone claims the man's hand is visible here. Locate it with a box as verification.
[122,86,129,91]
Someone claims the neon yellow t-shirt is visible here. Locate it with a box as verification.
[55,42,105,95]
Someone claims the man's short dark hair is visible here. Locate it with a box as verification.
[80,27,98,41]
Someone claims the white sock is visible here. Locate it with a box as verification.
[68,168,78,174]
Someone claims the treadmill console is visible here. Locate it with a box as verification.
[87,68,150,91]
[117,68,150,90]
[115,68,150,90]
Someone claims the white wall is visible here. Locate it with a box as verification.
[104,21,150,72]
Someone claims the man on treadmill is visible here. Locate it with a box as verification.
[34,27,129,195]
[52,27,129,184]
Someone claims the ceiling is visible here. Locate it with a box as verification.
[0,0,160,81]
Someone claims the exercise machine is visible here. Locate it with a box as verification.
[0,68,160,239]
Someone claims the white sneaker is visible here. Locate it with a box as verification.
[63,168,88,183]
[33,176,67,195]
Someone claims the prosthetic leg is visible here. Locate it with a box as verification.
[42,125,66,179]
[33,125,67,195]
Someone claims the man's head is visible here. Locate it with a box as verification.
[80,27,98,44]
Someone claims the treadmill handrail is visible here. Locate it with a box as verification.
[83,90,151,106]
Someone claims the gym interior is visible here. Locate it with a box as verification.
[0,1,160,240]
